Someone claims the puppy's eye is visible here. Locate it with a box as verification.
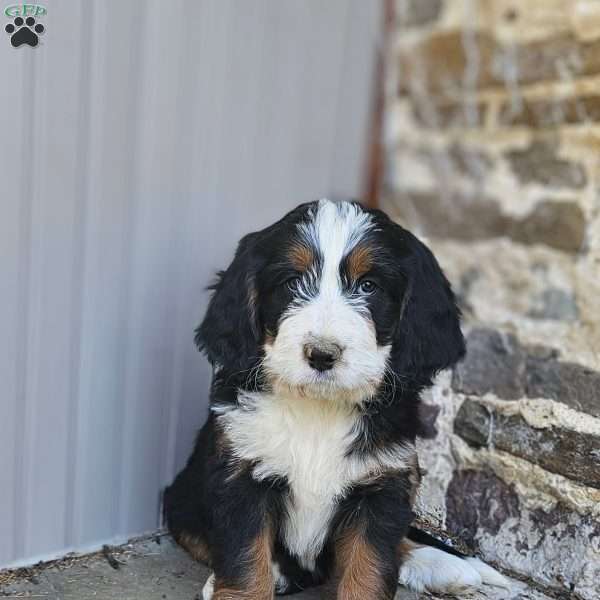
[358,280,376,295]
[286,276,301,291]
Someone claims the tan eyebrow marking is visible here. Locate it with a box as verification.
[347,244,373,280]
[288,242,314,272]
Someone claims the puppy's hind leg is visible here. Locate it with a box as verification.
[398,544,482,593]
[398,537,508,594]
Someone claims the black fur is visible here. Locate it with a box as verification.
[194,232,262,374]
[406,526,466,559]
[164,200,466,597]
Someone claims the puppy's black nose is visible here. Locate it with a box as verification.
[303,341,342,372]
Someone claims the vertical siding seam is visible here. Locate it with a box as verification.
[13,47,35,559]
[160,0,226,489]
[160,0,197,498]
[115,0,152,536]
[24,19,51,557]
[327,0,354,197]
[13,49,37,563]
[71,0,105,547]
[64,0,95,550]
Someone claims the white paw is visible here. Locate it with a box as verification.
[273,561,291,594]
[465,557,510,589]
[202,573,215,600]
[399,547,483,594]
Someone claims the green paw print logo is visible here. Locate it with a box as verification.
[4,3,46,47]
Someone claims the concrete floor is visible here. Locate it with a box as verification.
[0,535,552,600]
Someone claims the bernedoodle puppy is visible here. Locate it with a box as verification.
[164,199,506,599]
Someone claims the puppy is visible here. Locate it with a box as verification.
[164,199,506,599]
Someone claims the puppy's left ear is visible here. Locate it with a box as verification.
[391,229,465,389]
[195,232,262,373]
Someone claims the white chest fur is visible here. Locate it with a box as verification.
[214,391,414,570]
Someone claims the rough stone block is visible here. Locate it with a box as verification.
[510,199,586,253]
[398,31,498,97]
[452,328,600,417]
[528,288,579,321]
[505,141,587,189]
[391,190,585,253]
[455,399,600,488]
[446,469,600,599]
[499,94,600,128]
[447,143,495,177]
[399,31,600,96]
[452,329,525,399]
[446,469,520,549]
[396,0,444,27]
[498,34,600,86]
[411,98,487,128]
[391,190,509,241]
[525,356,600,415]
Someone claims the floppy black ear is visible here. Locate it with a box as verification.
[195,232,262,373]
[391,230,465,390]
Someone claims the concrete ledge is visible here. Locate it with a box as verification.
[0,534,551,599]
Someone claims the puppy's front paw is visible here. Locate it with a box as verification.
[202,573,215,600]
[272,562,291,595]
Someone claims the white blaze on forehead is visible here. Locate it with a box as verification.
[263,199,388,403]
[299,199,374,297]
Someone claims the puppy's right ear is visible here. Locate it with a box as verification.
[389,227,465,391]
[195,233,262,373]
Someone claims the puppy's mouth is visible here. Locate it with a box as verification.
[265,364,382,405]
[305,369,340,390]
[264,368,340,392]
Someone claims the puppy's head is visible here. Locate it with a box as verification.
[197,199,464,402]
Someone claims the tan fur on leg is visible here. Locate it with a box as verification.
[177,532,211,565]
[335,526,390,600]
[213,525,274,600]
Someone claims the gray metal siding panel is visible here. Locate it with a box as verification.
[0,0,381,567]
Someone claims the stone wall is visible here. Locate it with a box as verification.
[384,1,600,598]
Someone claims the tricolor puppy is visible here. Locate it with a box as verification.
[164,199,506,599]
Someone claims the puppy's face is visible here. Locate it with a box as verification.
[197,199,464,403]
[259,200,403,402]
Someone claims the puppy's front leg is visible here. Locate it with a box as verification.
[333,473,414,600]
[209,476,276,600]
[210,524,273,600]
